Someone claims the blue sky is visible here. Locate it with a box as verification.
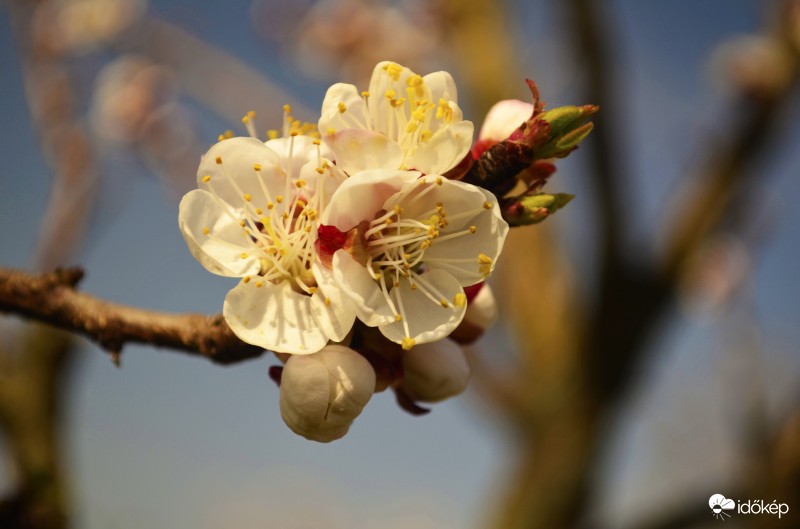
[2,1,799,528]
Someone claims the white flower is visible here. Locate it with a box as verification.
[178,134,356,354]
[478,99,534,143]
[279,345,376,442]
[318,61,474,175]
[317,169,508,350]
[398,339,470,403]
[464,283,499,331]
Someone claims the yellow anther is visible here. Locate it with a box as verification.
[393,205,403,214]
[218,134,225,141]
[304,226,312,232]
[405,121,419,133]
[395,314,403,322]
[255,208,263,215]
[326,128,336,136]
[436,176,443,185]
[315,167,325,174]
[478,253,493,265]
[419,240,431,250]
[283,104,292,114]
[202,175,211,183]
[267,202,274,210]
[259,216,269,224]
[243,194,252,201]
[410,283,418,290]
[337,102,347,113]
[215,156,222,164]
[255,281,264,288]
[289,130,299,137]
[469,225,477,234]
[282,212,289,220]
[239,220,246,227]
[361,91,370,97]
[401,337,416,350]
[276,195,284,203]
[308,287,318,294]
[267,129,279,140]
[483,201,493,209]
[312,139,321,145]
[202,227,210,235]
[324,297,331,307]
[384,62,403,80]
[224,130,234,139]
[390,97,405,108]
[295,180,307,188]
[453,293,467,308]
[253,163,263,172]
[436,98,453,122]
[420,129,433,142]
[240,252,249,259]
[440,299,450,308]
[243,276,251,283]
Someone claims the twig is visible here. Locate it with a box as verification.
[0,267,264,365]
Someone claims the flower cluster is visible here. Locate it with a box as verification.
[179,61,593,441]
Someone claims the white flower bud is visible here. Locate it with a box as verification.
[399,339,471,403]
[478,99,534,142]
[279,345,376,443]
[465,284,498,331]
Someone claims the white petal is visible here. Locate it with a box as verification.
[479,99,534,142]
[395,176,486,230]
[319,83,371,133]
[310,262,357,342]
[425,188,508,286]
[279,353,331,435]
[265,135,324,180]
[399,339,471,403]
[323,129,404,175]
[423,70,458,105]
[223,280,329,354]
[197,137,282,209]
[178,190,261,277]
[407,120,473,175]
[321,169,419,230]
[367,61,416,136]
[332,250,395,327]
[379,270,466,345]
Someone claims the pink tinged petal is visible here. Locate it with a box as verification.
[332,250,395,327]
[310,262,357,342]
[197,137,282,209]
[399,339,471,403]
[465,283,498,330]
[378,270,467,345]
[479,99,535,142]
[423,188,508,286]
[319,83,371,133]
[223,280,328,354]
[178,190,261,277]
[323,129,404,175]
[321,169,419,230]
[407,120,474,175]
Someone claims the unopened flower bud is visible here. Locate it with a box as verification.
[399,339,470,403]
[502,192,575,226]
[279,345,376,442]
[524,105,598,159]
[450,284,499,344]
